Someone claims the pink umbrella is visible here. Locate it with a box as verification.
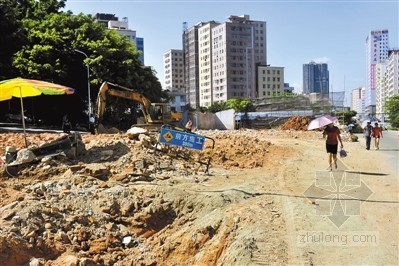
[307,115,337,130]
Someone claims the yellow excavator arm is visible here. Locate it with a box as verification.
[96,81,154,124]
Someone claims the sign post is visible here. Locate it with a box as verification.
[155,125,214,173]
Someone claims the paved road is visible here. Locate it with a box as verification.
[356,130,399,175]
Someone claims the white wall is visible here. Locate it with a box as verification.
[196,109,235,130]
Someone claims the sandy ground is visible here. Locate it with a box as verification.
[0,128,398,265]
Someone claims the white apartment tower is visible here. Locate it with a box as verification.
[184,25,201,108]
[386,49,399,98]
[351,87,366,116]
[198,21,219,107]
[375,62,387,118]
[182,15,267,108]
[163,49,185,90]
[365,29,389,115]
[210,15,267,105]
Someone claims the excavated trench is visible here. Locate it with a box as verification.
[0,175,288,265]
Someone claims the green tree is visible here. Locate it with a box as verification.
[226,98,253,112]
[207,101,228,113]
[2,0,163,126]
[336,110,357,125]
[384,95,399,127]
[0,0,25,79]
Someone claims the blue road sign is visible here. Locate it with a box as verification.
[159,128,205,151]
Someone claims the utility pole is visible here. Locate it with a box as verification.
[74,49,91,120]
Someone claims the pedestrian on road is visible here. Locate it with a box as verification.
[62,115,72,134]
[372,122,383,150]
[89,114,96,135]
[185,118,193,132]
[323,123,343,171]
[363,122,373,150]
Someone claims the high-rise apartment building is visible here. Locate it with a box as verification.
[198,21,219,107]
[257,66,284,97]
[302,62,329,95]
[182,15,267,108]
[163,49,185,90]
[183,24,201,108]
[351,87,366,115]
[386,49,399,98]
[94,13,145,64]
[365,29,389,115]
[375,61,388,117]
[211,15,266,104]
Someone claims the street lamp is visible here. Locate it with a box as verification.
[74,49,91,120]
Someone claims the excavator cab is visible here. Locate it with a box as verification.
[150,103,171,122]
[149,103,183,123]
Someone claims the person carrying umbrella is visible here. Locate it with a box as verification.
[323,123,344,171]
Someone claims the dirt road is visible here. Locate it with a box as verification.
[0,128,397,265]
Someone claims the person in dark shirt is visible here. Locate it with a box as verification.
[323,123,343,170]
[363,122,373,150]
[62,115,72,134]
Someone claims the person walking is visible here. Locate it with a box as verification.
[363,121,373,150]
[185,118,193,132]
[62,115,72,134]
[89,114,97,135]
[372,122,383,150]
[323,123,344,171]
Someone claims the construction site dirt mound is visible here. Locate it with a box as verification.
[1,128,395,265]
[0,129,292,265]
[280,116,311,131]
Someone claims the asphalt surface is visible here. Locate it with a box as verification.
[356,130,399,175]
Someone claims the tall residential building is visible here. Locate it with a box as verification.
[94,13,145,64]
[351,87,366,115]
[163,49,185,90]
[198,21,219,107]
[257,66,284,97]
[211,15,267,104]
[375,49,399,120]
[386,49,399,98]
[375,61,388,117]
[183,15,267,108]
[365,29,389,115]
[183,24,200,108]
[302,62,329,95]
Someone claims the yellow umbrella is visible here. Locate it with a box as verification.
[0,77,75,147]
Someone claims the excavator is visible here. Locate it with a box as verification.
[95,81,183,131]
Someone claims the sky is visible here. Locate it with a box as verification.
[63,0,399,106]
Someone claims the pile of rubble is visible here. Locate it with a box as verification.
[0,129,290,265]
[280,116,312,131]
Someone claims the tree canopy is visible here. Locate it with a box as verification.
[384,95,399,127]
[0,0,164,126]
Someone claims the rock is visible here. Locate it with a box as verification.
[14,148,36,164]
[6,146,17,153]
[57,254,79,266]
[85,164,110,180]
[29,258,42,266]
[127,127,149,139]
